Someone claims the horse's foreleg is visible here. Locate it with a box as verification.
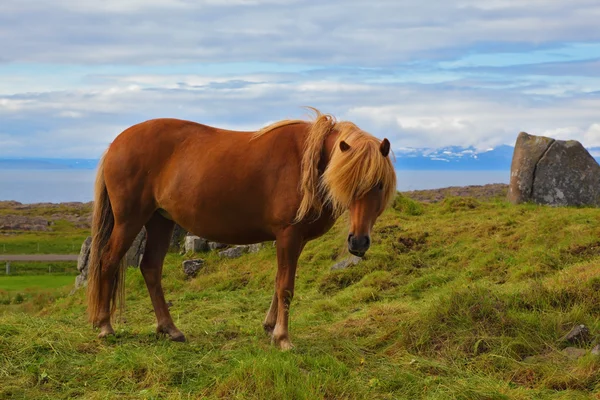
[271,229,304,350]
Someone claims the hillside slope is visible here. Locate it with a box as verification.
[1,188,600,399]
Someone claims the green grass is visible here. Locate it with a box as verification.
[2,195,600,399]
[0,232,88,254]
[0,275,76,292]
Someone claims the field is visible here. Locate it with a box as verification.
[2,187,600,399]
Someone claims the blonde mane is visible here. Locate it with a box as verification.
[253,108,397,222]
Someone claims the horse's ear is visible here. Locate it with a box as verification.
[380,138,390,157]
[340,141,351,152]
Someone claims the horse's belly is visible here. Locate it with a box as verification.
[163,196,279,245]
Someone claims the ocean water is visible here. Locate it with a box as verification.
[0,169,510,204]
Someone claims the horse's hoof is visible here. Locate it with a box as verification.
[157,326,186,342]
[169,332,186,342]
[97,326,115,338]
[277,338,295,351]
[272,334,294,351]
[263,323,275,336]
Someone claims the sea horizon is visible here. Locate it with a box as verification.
[0,169,510,204]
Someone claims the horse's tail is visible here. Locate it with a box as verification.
[87,154,126,324]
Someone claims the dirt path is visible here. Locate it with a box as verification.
[0,254,79,262]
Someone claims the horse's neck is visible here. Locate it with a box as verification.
[317,129,340,172]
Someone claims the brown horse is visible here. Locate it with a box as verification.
[86,109,396,349]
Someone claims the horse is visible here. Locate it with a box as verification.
[86,109,397,350]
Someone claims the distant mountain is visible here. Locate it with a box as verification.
[0,158,98,170]
[395,145,600,170]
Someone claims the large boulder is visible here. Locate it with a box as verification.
[508,132,600,206]
[72,228,147,293]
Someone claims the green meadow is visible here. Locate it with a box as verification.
[1,190,600,399]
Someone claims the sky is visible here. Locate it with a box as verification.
[1,0,600,158]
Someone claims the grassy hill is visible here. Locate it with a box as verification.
[1,187,600,399]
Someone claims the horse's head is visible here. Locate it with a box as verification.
[321,128,396,257]
[346,138,393,256]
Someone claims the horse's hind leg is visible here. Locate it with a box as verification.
[96,222,144,338]
[140,212,185,342]
[263,290,278,335]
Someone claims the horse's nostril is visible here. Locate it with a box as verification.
[347,234,354,242]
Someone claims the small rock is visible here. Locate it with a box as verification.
[185,236,209,253]
[562,347,587,360]
[219,246,248,259]
[208,242,228,251]
[331,255,362,270]
[182,259,205,278]
[591,344,600,356]
[562,324,591,344]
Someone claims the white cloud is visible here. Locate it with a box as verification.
[1,0,600,157]
[1,0,600,65]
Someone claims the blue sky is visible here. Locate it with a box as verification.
[1,0,600,158]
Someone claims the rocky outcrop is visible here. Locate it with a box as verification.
[0,215,51,231]
[508,132,600,206]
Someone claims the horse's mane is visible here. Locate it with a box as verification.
[253,108,397,222]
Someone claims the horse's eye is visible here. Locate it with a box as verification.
[378,183,383,191]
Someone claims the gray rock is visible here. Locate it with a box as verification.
[208,242,228,251]
[591,344,600,356]
[508,132,600,206]
[533,140,600,206]
[562,324,591,344]
[125,228,146,267]
[185,236,209,253]
[170,224,187,251]
[248,243,263,253]
[508,132,555,204]
[77,236,92,272]
[219,245,249,259]
[562,347,587,360]
[182,259,205,278]
[72,237,93,293]
[331,255,362,270]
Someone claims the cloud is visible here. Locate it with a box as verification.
[1,69,599,157]
[1,0,600,157]
[1,0,600,65]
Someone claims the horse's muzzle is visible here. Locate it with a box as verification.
[348,234,370,257]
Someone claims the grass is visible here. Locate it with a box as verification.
[2,194,600,399]
[0,231,89,254]
[0,275,75,292]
